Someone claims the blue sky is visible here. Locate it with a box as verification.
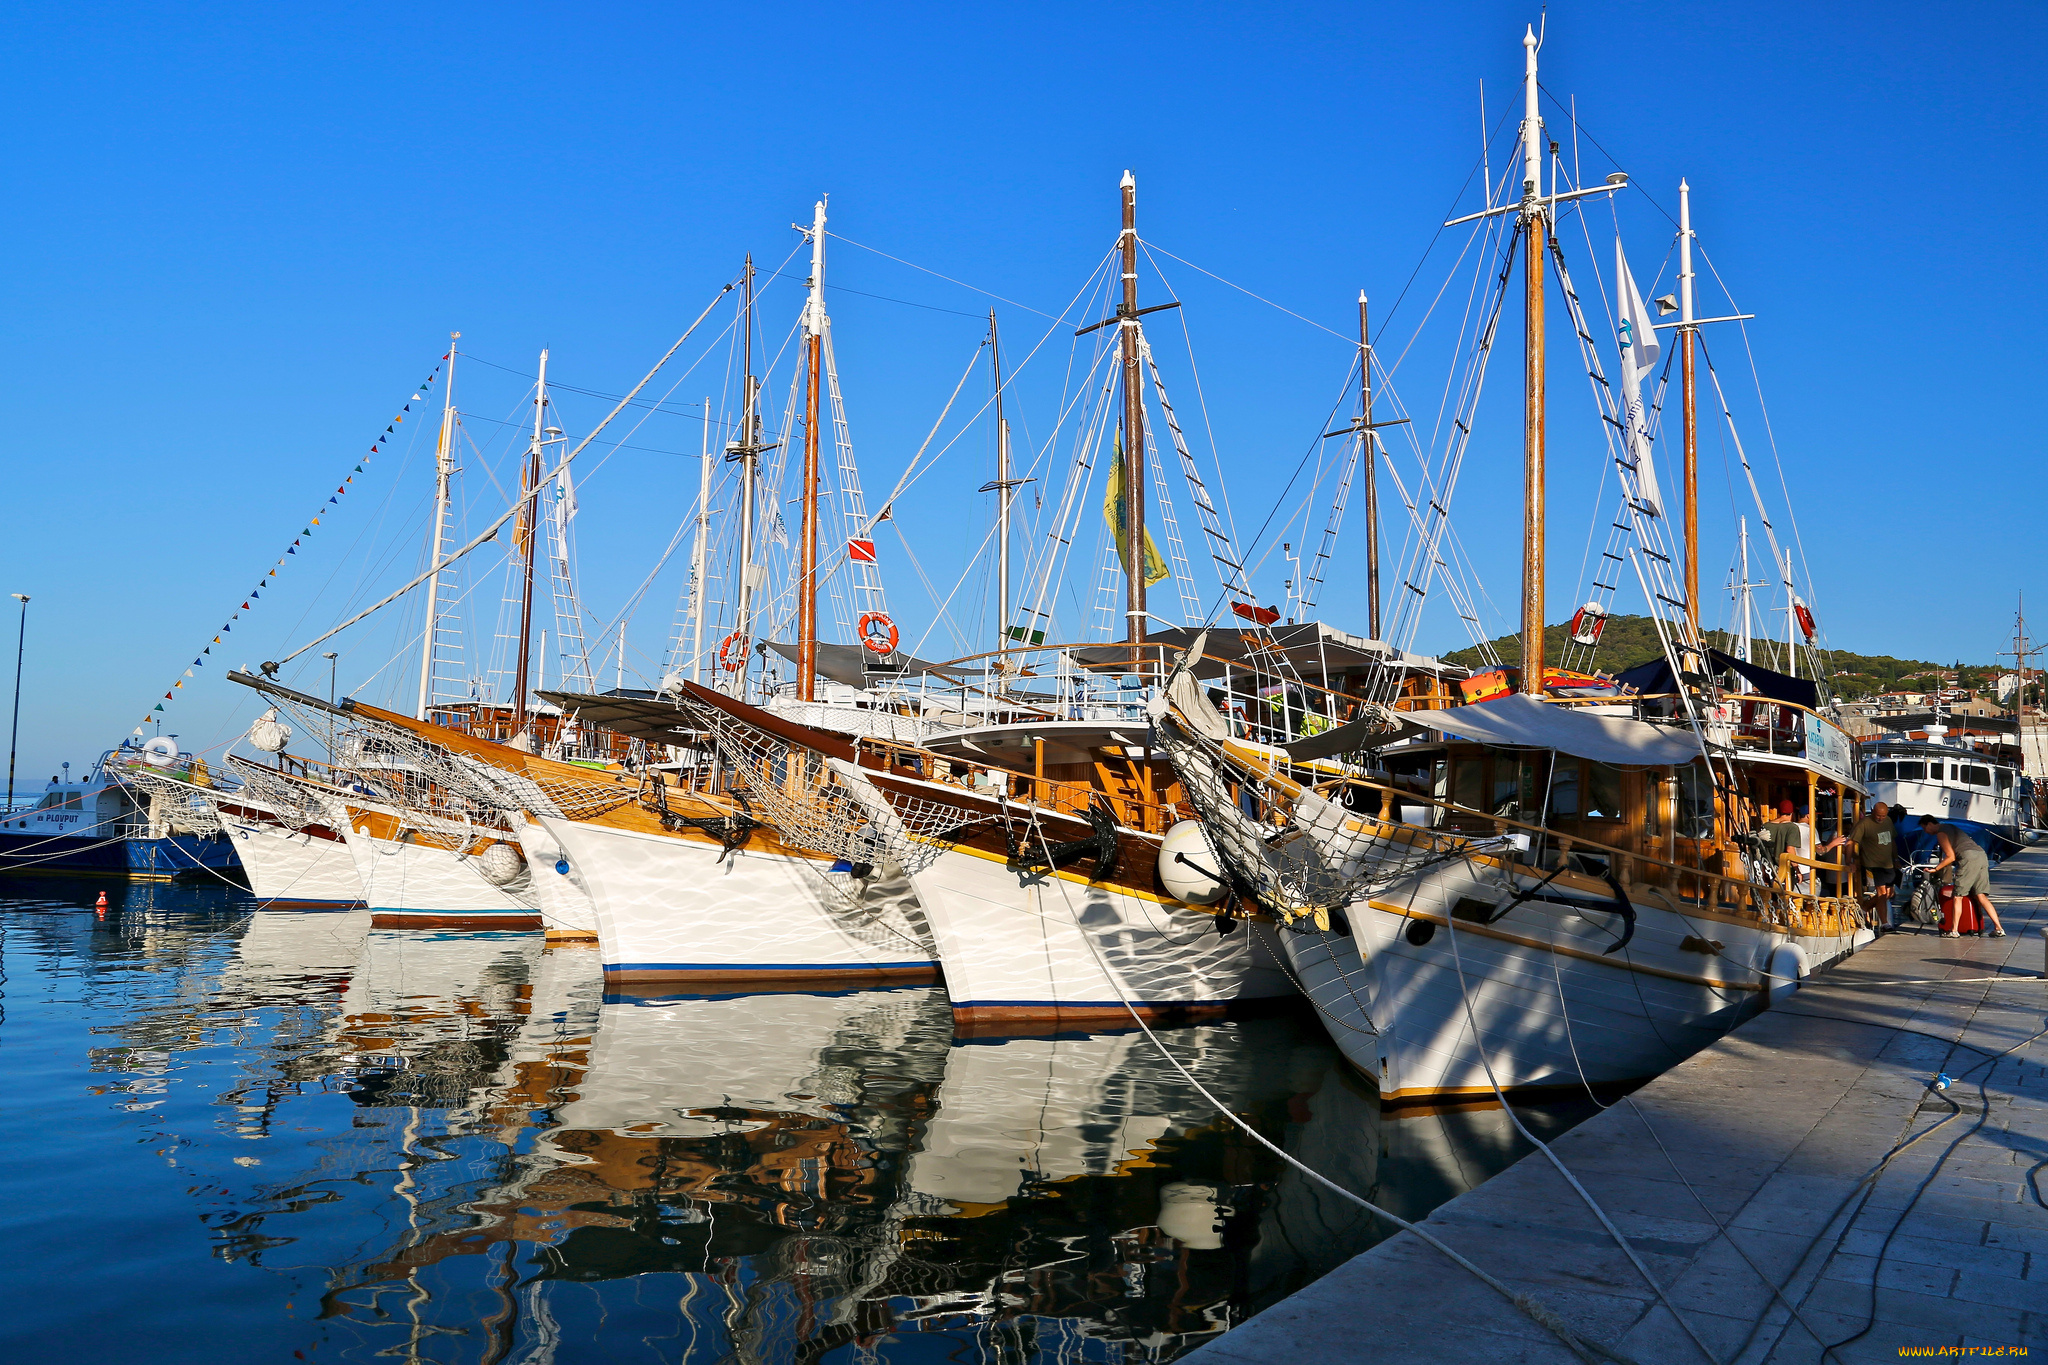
[2,1,2041,786]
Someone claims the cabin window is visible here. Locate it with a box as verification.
[1870,762,1896,782]
[1451,759,1484,813]
[1644,771,1663,839]
[1996,771,2014,792]
[1585,764,1624,820]
[1547,764,1580,818]
[35,791,79,810]
[1893,762,1926,780]
[1963,766,1991,787]
[1492,758,1536,820]
[1676,765,1714,838]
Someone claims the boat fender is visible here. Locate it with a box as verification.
[1156,1182,1232,1251]
[1765,942,1808,1005]
[1157,820,1228,906]
[475,842,526,886]
[142,736,180,767]
[247,708,292,754]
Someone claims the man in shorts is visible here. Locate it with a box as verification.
[1824,801,1898,928]
[1921,816,2006,938]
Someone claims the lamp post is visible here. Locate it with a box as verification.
[7,593,27,814]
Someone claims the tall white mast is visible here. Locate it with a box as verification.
[1516,24,1547,694]
[415,334,459,719]
[796,197,827,703]
[1783,547,1798,678]
[1679,179,1698,635]
[1737,517,1753,664]
[688,395,711,684]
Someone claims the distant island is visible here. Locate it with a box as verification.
[1438,614,2007,701]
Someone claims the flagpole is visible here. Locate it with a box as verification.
[1519,27,1547,697]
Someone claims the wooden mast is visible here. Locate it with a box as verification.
[730,256,759,697]
[512,348,547,739]
[1359,291,1380,641]
[1518,27,1547,695]
[797,200,826,703]
[1119,170,1148,650]
[1679,178,1699,638]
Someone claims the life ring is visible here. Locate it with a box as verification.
[142,736,180,768]
[858,612,899,656]
[717,631,747,672]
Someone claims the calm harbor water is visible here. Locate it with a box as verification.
[0,879,1595,1364]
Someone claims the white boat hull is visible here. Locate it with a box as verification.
[1277,851,1867,1100]
[512,816,600,940]
[535,813,939,985]
[332,801,542,928]
[218,811,364,908]
[832,761,1295,1028]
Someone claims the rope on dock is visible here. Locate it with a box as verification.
[1036,824,1645,1365]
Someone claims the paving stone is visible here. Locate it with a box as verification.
[1183,854,2048,1365]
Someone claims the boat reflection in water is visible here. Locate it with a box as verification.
[51,899,1599,1363]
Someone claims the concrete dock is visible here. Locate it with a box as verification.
[1196,852,2048,1363]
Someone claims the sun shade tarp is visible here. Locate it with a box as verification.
[1406,693,1701,767]
[1706,649,1820,711]
[766,640,965,689]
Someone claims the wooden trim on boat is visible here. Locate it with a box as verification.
[1362,898,1765,994]
[369,911,542,930]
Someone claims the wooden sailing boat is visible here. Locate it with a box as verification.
[665,173,1294,1029]
[1152,28,1877,1101]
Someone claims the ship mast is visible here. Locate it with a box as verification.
[991,310,1013,687]
[1119,171,1148,650]
[1360,292,1381,640]
[688,395,711,685]
[415,334,459,720]
[511,348,548,739]
[797,200,826,704]
[729,257,760,697]
[1518,27,1547,695]
[1679,179,1699,637]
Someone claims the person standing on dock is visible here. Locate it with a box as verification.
[1824,800,1898,929]
[1920,815,2007,939]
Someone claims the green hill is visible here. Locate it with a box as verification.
[1440,614,1970,700]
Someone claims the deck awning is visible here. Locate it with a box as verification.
[1406,693,1701,767]
[765,639,966,688]
[536,690,703,745]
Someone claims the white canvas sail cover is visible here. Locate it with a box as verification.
[1408,693,1700,767]
[1615,238,1665,517]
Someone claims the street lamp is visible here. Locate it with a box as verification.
[7,593,27,814]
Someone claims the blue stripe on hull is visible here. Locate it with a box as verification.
[602,960,938,974]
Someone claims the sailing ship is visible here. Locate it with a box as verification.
[1151,28,1877,1101]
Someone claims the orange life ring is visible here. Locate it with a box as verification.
[858,612,899,656]
[717,631,748,672]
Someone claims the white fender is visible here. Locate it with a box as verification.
[1765,941,1808,1006]
[247,708,292,754]
[1157,820,1227,906]
[1156,1181,1231,1250]
[475,841,527,886]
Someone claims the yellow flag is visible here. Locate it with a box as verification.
[1104,435,1170,587]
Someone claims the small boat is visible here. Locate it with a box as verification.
[1859,712,2027,859]
[0,744,241,882]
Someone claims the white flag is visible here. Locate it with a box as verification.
[553,460,578,537]
[1615,237,1665,517]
